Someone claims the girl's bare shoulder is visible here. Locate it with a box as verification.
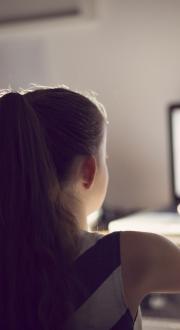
[120,230,180,306]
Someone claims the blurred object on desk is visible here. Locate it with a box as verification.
[142,316,180,330]
[108,211,180,246]
[88,205,141,231]
[141,292,180,321]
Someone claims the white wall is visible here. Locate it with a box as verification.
[1,0,180,210]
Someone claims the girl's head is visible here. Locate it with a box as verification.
[24,86,109,226]
[0,85,109,329]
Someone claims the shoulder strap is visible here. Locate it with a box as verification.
[69,231,122,309]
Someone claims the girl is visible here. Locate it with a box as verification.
[0,85,179,330]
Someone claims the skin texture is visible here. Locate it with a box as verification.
[64,123,109,231]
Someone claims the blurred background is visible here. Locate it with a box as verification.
[1,0,180,212]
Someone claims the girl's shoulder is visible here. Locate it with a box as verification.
[120,230,180,312]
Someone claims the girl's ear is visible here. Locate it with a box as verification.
[81,156,97,189]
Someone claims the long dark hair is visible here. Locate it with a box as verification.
[0,86,108,329]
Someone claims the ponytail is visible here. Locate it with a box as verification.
[0,92,79,329]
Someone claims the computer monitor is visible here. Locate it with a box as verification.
[169,104,180,210]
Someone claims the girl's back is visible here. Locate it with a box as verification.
[63,230,142,330]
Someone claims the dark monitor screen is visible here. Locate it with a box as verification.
[169,104,180,203]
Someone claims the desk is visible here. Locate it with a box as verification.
[142,317,180,330]
[107,211,180,247]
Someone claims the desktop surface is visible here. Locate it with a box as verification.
[108,210,180,247]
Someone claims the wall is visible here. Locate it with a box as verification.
[1,0,180,209]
